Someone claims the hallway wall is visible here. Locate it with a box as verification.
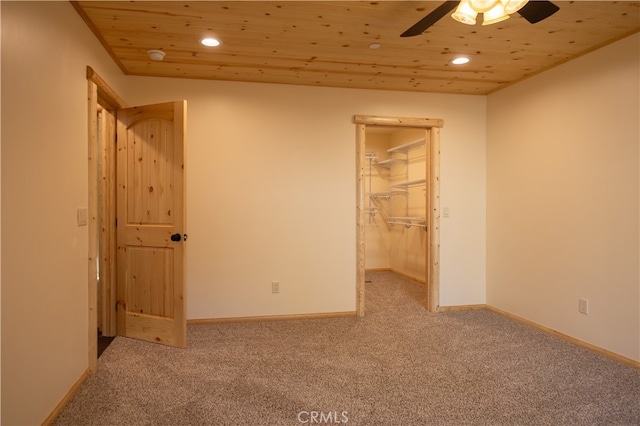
[1,2,126,424]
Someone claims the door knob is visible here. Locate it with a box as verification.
[171,233,182,242]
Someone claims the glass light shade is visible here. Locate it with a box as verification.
[451,0,478,25]
[482,2,510,25]
[469,0,499,13]
[502,0,529,14]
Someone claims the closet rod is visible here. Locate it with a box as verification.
[387,221,427,230]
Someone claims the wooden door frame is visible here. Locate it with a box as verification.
[87,66,127,372]
[354,115,443,316]
[97,106,117,339]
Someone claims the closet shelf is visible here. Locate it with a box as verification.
[368,137,427,233]
[387,137,426,154]
[388,216,425,223]
[387,216,427,229]
[390,178,426,188]
[367,190,408,200]
[376,158,405,168]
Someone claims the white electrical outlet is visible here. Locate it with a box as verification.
[578,298,589,314]
[272,281,280,294]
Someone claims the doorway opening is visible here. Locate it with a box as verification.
[87,67,127,371]
[354,115,443,316]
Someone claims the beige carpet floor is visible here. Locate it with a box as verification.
[54,271,640,425]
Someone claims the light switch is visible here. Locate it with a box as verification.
[77,207,88,226]
[443,207,450,218]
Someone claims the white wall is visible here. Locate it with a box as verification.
[487,34,640,361]
[439,102,487,307]
[123,78,488,319]
[1,2,126,424]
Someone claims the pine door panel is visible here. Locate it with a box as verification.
[125,246,174,317]
[127,116,175,225]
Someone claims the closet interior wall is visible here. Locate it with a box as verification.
[365,128,427,283]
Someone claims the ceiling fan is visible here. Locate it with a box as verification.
[401,0,560,37]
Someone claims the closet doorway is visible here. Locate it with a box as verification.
[354,115,443,316]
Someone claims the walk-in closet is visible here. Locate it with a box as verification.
[364,127,428,284]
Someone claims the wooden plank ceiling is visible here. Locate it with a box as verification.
[73,1,639,95]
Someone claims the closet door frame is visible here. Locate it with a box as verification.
[354,115,443,316]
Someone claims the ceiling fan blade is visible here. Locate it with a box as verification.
[401,1,460,37]
[517,0,560,24]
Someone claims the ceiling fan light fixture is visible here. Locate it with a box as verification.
[452,0,478,25]
[502,0,529,14]
[469,0,499,13]
[482,2,510,25]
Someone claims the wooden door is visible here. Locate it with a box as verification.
[116,101,187,347]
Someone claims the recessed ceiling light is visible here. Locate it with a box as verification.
[201,37,221,47]
[451,56,470,65]
[369,43,381,49]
